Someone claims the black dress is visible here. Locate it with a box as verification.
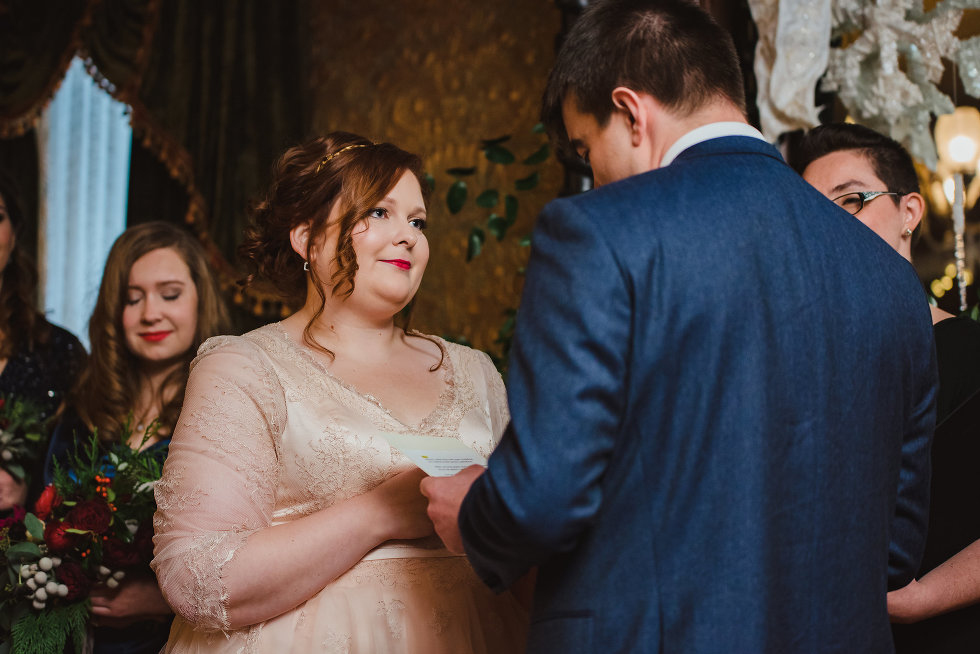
[0,321,85,504]
[892,315,980,653]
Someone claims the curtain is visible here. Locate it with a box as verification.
[38,57,131,346]
[0,0,308,328]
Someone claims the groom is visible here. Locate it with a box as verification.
[421,0,936,651]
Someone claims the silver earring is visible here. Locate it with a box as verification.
[903,228,913,238]
[303,261,310,271]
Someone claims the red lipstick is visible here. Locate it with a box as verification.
[140,331,171,342]
[382,259,411,270]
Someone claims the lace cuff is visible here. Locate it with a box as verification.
[160,530,251,631]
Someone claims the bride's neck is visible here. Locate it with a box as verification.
[293,303,403,362]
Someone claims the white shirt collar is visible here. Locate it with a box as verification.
[660,122,768,168]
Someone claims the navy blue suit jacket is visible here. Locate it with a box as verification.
[459,136,936,653]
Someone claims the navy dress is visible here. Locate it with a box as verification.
[45,408,173,654]
[0,321,85,505]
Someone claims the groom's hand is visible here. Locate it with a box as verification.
[420,464,485,554]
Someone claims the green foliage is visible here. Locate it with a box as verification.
[504,194,518,224]
[484,143,515,164]
[1,418,167,652]
[523,143,551,165]
[0,395,49,484]
[441,124,554,373]
[487,214,508,241]
[10,601,88,654]
[447,180,468,214]
[3,542,40,563]
[475,189,499,208]
[467,228,486,261]
[515,171,539,191]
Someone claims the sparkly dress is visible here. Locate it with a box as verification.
[152,323,528,653]
[0,321,86,504]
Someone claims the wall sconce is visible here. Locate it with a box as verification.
[934,106,980,309]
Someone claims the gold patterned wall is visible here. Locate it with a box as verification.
[308,1,562,354]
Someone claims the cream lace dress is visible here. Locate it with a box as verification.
[151,323,528,653]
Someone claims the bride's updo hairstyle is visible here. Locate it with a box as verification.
[240,132,434,357]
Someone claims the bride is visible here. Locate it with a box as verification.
[151,132,529,652]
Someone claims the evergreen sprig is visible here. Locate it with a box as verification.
[9,601,88,654]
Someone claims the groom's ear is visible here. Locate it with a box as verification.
[611,86,647,147]
[289,222,312,261]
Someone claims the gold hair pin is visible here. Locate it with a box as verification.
[315,143,370,173]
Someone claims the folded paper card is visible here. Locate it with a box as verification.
[382,432,488,477]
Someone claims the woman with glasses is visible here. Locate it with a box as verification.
[791,122,980,653]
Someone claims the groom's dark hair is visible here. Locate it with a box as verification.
[542,0,745,159]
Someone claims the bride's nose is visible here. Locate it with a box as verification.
[394,221,419,247]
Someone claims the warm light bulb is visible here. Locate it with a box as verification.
[931,279,946,297]
[945,263,958,277]
[941,275,954,291]
[948,135,978,165]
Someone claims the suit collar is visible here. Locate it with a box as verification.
[670,133,785,165]
[660,122,767,167]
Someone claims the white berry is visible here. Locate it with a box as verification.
[32,600,45,610]
[19,565,30,578]
[105,577,120,589]
[38,557,53,571]
[98,565,111,577]
[25,578,36,590]
[34,588,47,601]
[51,557,62,567]
[57,584,69,597]
[33,571,47,584]
[45,581,59,595]
[112,570,126,581]
[1,450,12,461]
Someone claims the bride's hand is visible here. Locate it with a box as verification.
[370,467,434,541]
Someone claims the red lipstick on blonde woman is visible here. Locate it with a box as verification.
[140,331,171,342]
[382,259,411,270]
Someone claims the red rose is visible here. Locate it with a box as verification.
[66,498,112,534]
[55,560,92,601]
[44,520,82,553]
[33,484,62,520]
[102,536,142,569]
[0,504,25,529]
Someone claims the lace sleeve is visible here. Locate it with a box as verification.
[475,350,510,442]
[151,336,285,631]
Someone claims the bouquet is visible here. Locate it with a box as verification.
[0,395,47,484]
[0,422,166,654]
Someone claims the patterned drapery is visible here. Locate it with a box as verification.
[0,0,307,326]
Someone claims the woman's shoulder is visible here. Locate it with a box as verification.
[934,314,980,339]
[43,321,85,352]
[196,323,283,358]
[190,325,289,382]
[409,332,488,366]
[933,315,980,363]
[416,333,501,385]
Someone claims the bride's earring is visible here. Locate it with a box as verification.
[303,260,310,272]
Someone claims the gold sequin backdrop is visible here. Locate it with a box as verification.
[308,2,563,354]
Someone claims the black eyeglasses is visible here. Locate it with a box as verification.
[831,191,904,216]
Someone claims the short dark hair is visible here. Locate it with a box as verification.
[788,123,920,196]
[541,0,746,159]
